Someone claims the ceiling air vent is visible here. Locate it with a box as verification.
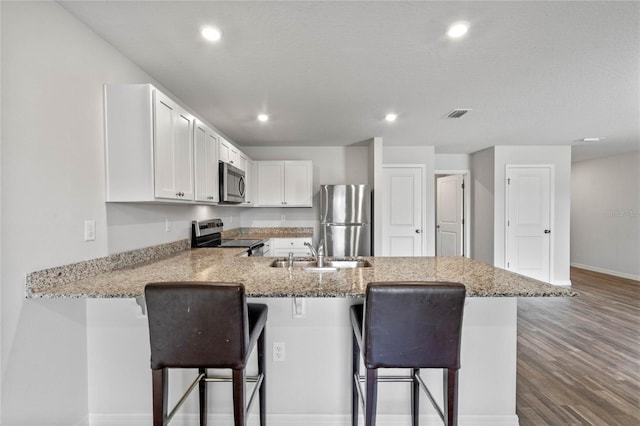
[444,109,471,119]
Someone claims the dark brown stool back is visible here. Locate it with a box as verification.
[145,282,267,426]
[351,281,466,426]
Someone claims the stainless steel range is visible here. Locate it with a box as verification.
[191,219,265,256]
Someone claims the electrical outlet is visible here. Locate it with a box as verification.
[84,220,96,241]
[273,342,286,362]
[165,219,172,232]
[280,215,286,223]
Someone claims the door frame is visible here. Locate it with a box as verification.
[435,170,471,258]
[381,164,427,256]
[505,164,555,282]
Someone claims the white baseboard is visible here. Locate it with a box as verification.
[571,263,640,281]
[90,413,520,426]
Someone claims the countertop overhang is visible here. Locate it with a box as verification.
[26,246,576,299]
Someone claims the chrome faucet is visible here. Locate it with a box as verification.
[305,240,325,267]
[316,239,325,267]
[304,241,317,258]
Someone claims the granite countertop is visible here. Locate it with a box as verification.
[222,227,313,240]
[26,246,575,299]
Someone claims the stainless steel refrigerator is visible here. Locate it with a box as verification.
[319,184,371,257]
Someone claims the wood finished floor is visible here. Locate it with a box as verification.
[516,267,640,425]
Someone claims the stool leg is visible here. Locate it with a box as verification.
[443,369,459,426]
[352,332,360,426]
[232,368,246,426]
[411,368,419,426]
[152,368,168,426]
[257,328,267,426]
[199,368,207,426]
[364,368,378,426]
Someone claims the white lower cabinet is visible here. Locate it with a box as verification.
[269,238,313,257]
[262,239,272,257]
[104,84,194,202]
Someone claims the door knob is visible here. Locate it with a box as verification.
[544,229,551,234]
[415,229,422,234]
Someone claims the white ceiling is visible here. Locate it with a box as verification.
[60,1,639,162]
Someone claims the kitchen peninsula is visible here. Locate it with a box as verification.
[26,243,573,426]
[26,242,571,299]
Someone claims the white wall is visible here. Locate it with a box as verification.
[435,153,470,171]
[240,146,369,240]
[571,152,640,279]
[0,2,234,423]
[469,145,572,285]
[470,148,495,263]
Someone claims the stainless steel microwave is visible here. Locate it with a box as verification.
[219,161,245,204]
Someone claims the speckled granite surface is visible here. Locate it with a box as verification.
[26,239,189,295]
[27,247,575,299]
[222,227,313,239]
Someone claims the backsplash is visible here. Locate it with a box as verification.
[25,239,190,295]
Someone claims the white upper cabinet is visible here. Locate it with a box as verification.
[244,159,256,206]
[219,137,241,168]
[104,84,194,202]
[257,161,313,207]
[153,91,194,200]
[238,152,249,173]
[194,119,219,203]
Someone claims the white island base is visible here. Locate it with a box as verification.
[87,296,518,426]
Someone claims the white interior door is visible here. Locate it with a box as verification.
[381,166,423,256]
[506,166,552,282]
[436,174,464,256]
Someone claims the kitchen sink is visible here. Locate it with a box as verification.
[269,258,372,269]
[328,259,372,268]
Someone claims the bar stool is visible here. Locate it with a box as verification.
[144,282,267,426]
[350,281,466,426]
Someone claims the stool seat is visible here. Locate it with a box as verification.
[145,282,267,426]
[351,281,465,426]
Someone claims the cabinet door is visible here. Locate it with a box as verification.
[284,161,313,206]
[271,238,312,257]
[219,138,231,164]
[219,138,240,167]
[244,159,255,205]
[174,106,194,200]
[257,162,285,206]
[229,147,240,166]
[153,92,179,199]
[238,152,248,172]
[153,91,193,200]
[194,121,219,202]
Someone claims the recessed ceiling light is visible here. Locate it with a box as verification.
[257,114,269,122]
[201,26,222,42]
[385,113,397,122]
[578,137,604,143]
[446,22,469,39]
